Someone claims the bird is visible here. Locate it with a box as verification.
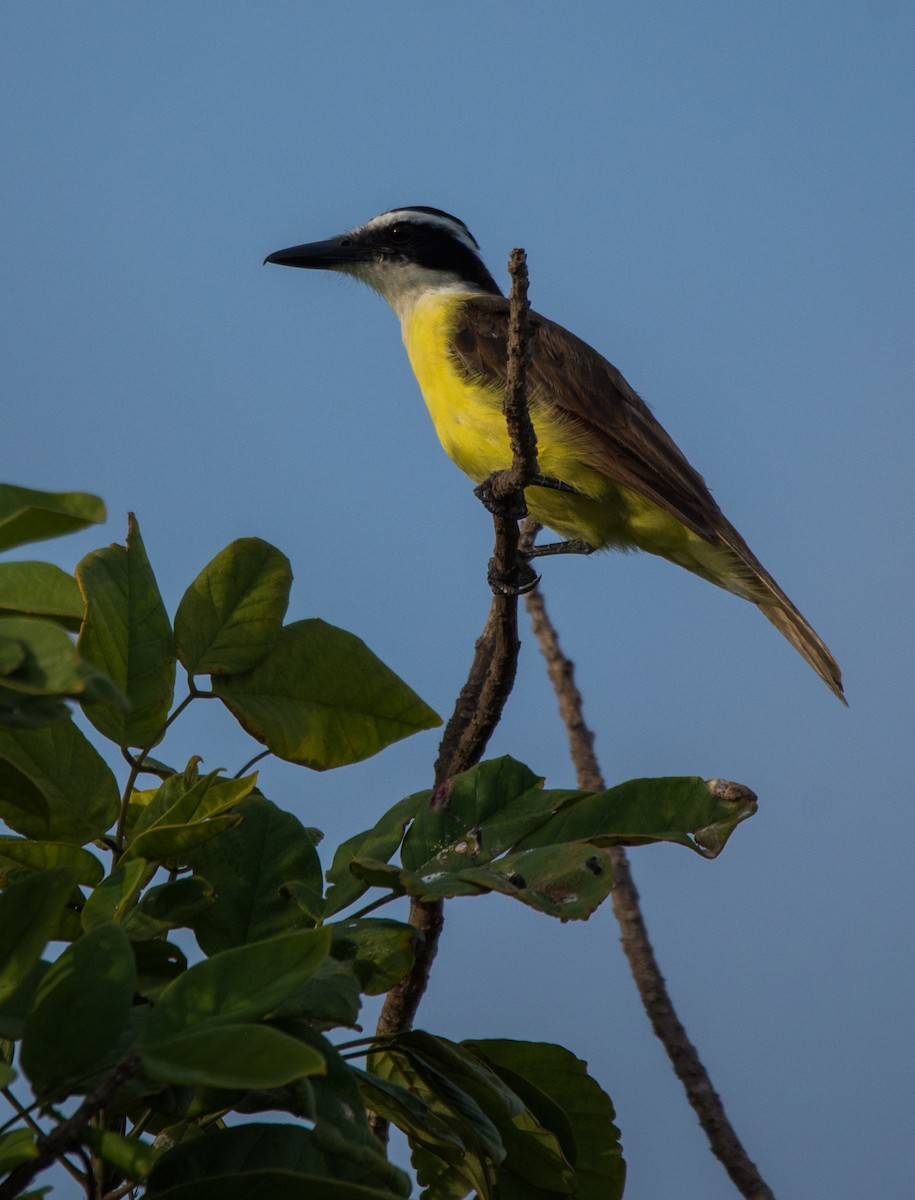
[265,206,844,702]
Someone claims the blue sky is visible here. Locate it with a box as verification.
[2,3,913,1197]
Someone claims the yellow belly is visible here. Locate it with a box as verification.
[402,292,738,587]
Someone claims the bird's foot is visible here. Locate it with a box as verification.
[524,538,596,560]
[487,557,541,596]
[473,472,583,519]
[473,475,527,520]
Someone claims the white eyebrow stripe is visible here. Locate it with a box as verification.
[354,209,480,255]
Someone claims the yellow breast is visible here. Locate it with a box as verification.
[402,292,512,481]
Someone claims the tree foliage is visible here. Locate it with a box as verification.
[0,484,756,1198]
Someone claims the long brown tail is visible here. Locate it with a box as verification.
[714,522,845,703]
[756,592,845,703]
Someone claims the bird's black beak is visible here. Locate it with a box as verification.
[263,235,370,270]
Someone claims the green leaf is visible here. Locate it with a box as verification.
[400,757,575,872]
[175,539,292,675]
[348,760,755,920]
[295,1027,410,1193]
[514,775,758,859]
[0,838,103,888]
[0,562,84,631]
[0,1128,37,1174]
[353,1067,467,1164]
[212,619,440,769]
[0,720,121,842]
[460,843,617,920]
[466,1040,626,1200]
[0,484,105,553]
[84,1127,155,1183]
[125,814,243,867]
[122,875,214,940]
[0,638,25,674]
[143,928,331,1044]
[403,1033,577,1199]
[328,918,419,995]
[143,1023,325,1089]
[21,923,135,1096]
[76,513,176,747]
[128,768,258,844]
[0,617,85,696]
[323,791,427,917]
[0,869,78,1004]
[186,796,323,953]
[80,858,150,931]
[146,1122,409,1200]
[369,1042,501,1199]
[291,958,362,1028]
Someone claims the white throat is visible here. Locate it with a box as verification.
[341,260,487,324]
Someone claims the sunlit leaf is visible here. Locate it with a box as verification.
[129,769,257,845]
[125,814,242,867]
[0,485,105,553]
[175,538,292,675]
[0,562,84,631]
[76,514,176,747]
[213,619,440,769]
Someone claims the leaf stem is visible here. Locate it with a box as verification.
[348,892,399,920]
[112,684,201,859]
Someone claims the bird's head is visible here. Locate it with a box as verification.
[265,206,502,319]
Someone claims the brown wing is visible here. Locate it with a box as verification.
[450,293,731,544]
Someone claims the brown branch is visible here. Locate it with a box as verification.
[490,248,537,500]
[371,251,535,1137]
[0,1055,141,1200]
[521,547,776,1200]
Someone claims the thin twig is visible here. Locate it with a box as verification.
[0,1056,141,1200]
[371,251,535,1136]
[521,544,775,1200]
[234,749,270,779]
